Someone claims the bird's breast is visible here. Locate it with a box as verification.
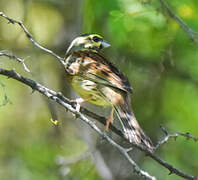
[71,76,110,106]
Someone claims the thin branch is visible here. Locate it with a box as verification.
[0,12,65,65]
[0,12,198,180]
[155,133,179,149]
[0,68,156,180]
[0,51,30,72]
[155,127,198,150]
[159,0,198,46]
[179,132,198,142]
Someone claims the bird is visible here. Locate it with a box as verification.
[64,34,153,150]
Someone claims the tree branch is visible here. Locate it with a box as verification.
[0,50,30,72]
[159,0,198,46]
[0,12,65,65]
[0,68,156,180]
[1,68,198,180]
[155,126,198,149]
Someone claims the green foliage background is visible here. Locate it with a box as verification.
[0,0,198,179]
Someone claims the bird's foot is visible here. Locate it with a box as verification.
[71,97,86,113]
[105,108,114,131]
[105,116,114,131]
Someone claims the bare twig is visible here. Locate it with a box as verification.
[159,0,198,45]
[155,127,198,150]
[0,51,30,72]
[155,133,178,149]
[0,12,198,180]
[179,132,198,142]
[0,12,65,65]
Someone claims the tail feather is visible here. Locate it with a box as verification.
[114,103,153,150]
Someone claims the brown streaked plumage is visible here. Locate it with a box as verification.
[64,34,153,150]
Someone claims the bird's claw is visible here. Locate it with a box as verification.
[71,97,86,113]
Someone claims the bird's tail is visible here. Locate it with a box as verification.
[114,101,153,150]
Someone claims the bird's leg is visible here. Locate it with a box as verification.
[105,108,114,131]
[71,97,86,112]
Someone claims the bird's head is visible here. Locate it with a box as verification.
[66,34,110,55]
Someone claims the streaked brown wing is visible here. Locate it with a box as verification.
[76,51,133,93]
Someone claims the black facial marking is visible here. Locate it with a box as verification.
[93,36,101,42]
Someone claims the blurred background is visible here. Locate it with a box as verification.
[0,0,198,179]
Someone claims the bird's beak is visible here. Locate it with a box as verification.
[101,40,111,48]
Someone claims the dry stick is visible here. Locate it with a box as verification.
[0,12,198,180]
[155,131,198,150]
[159,0,198,46]
[0,51,30,72]
[0,12,65,65]
[0,68,156,180]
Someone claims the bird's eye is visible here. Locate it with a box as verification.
[92,36,100,42]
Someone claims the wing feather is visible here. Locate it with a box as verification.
[76,51,133,93]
